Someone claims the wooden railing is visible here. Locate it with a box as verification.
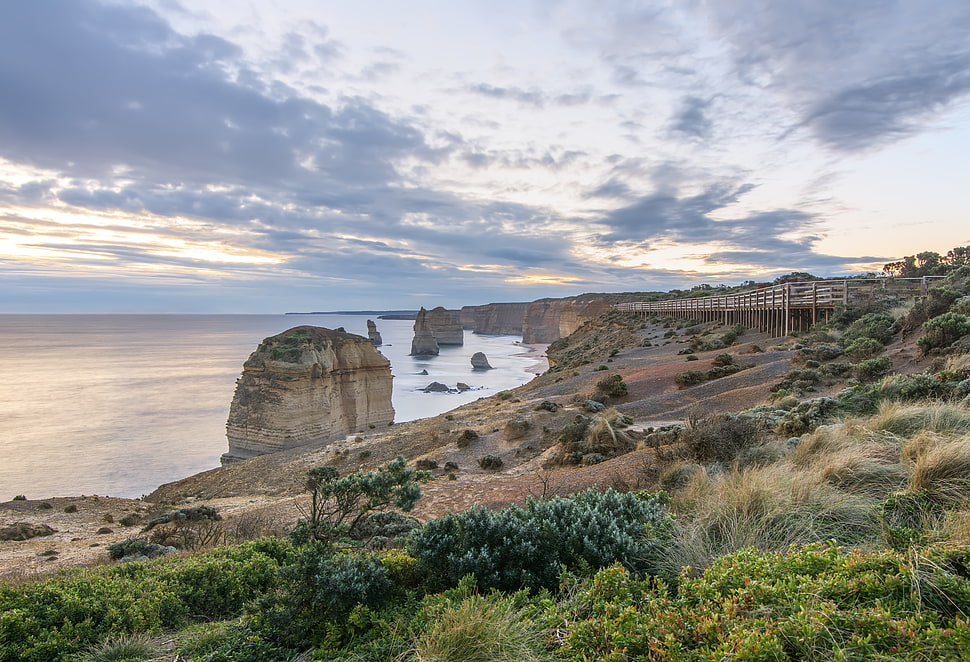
[614,277,943,336]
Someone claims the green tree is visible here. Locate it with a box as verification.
[296,456,431,543]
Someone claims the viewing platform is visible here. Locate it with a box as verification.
[614,277,943,337]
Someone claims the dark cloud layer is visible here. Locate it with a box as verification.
[701,1,970,151]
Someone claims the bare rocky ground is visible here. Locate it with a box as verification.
[0,316,936,580]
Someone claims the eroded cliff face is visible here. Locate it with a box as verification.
[223,326,394,464]
[522,298,613,343]
[425,306,463,345]
[464,302,528,335]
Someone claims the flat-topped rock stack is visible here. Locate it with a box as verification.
[223,326,394,464]
[425,306,463,345]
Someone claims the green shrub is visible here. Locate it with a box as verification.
[918,312,970,352]
[711,353,736,367]
[842,312,896,345]
[595,373,628,398]
[550,545,970,662]
[855,356,892,381]
[675,369,707,388]
[845,336,884,361]
[255,545,393,648]
[293,456,430,543]
[408,489,673,592]
[0,539,292,662]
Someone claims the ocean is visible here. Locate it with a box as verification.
[0,314,543,500]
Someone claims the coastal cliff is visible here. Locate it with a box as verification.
[522,297,612,343]
[223,326,394,464]
[461,302,528,335]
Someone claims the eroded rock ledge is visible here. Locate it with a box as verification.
[223,326,394,464]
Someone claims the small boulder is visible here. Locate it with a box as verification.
[456,429,479,448]
[471,352,493,369]
[423,381,450,392]
[504,418,532,439]
[456,382,471,391]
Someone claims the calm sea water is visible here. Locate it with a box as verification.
[0,314,543,499]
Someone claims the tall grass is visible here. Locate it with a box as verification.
[868,401,970,437]
[910,435,970,505]
[661,402,970,570]
[666,464,879,570]
[409,593,551,662]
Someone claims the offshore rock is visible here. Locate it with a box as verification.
[423,381,450,392]
[471,351,493,369]
[366,319,383,346]
[223,326,394,464]
[410,308,440,356]
[426,306,463,345]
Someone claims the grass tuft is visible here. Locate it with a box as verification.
[909,435,970,505]
[410,592,552,662]
[75,632,163,662]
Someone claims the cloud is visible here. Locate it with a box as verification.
[0,1,432,191]
[668,96,713,139]
[466,83,592,108]
[700,0,970,151]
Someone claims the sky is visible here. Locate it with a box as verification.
[1,1,969,313]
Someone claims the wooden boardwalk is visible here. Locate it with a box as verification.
[615,277,943,337]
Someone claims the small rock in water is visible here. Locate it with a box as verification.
[423,381,450,392]
[456,382,471,391]
[418,369,429,375]
[471,352,493,369]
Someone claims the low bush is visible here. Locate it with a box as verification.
[855,356,892,381]
[845,336,884,361]
[918,312,970,352]
[254,545,393,648]
[595,373,628,398]
[408,488,673,592]
[679,412,764,464]
[0,539,293,662]
[675,369,707,388]
[478,454,503,470]
[550,545,970,661]
[841,312,896,345]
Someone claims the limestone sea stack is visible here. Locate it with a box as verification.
[426,306,463,345]
[366,319,383,346]
[410,308,440,356]
[223,326,394,464]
